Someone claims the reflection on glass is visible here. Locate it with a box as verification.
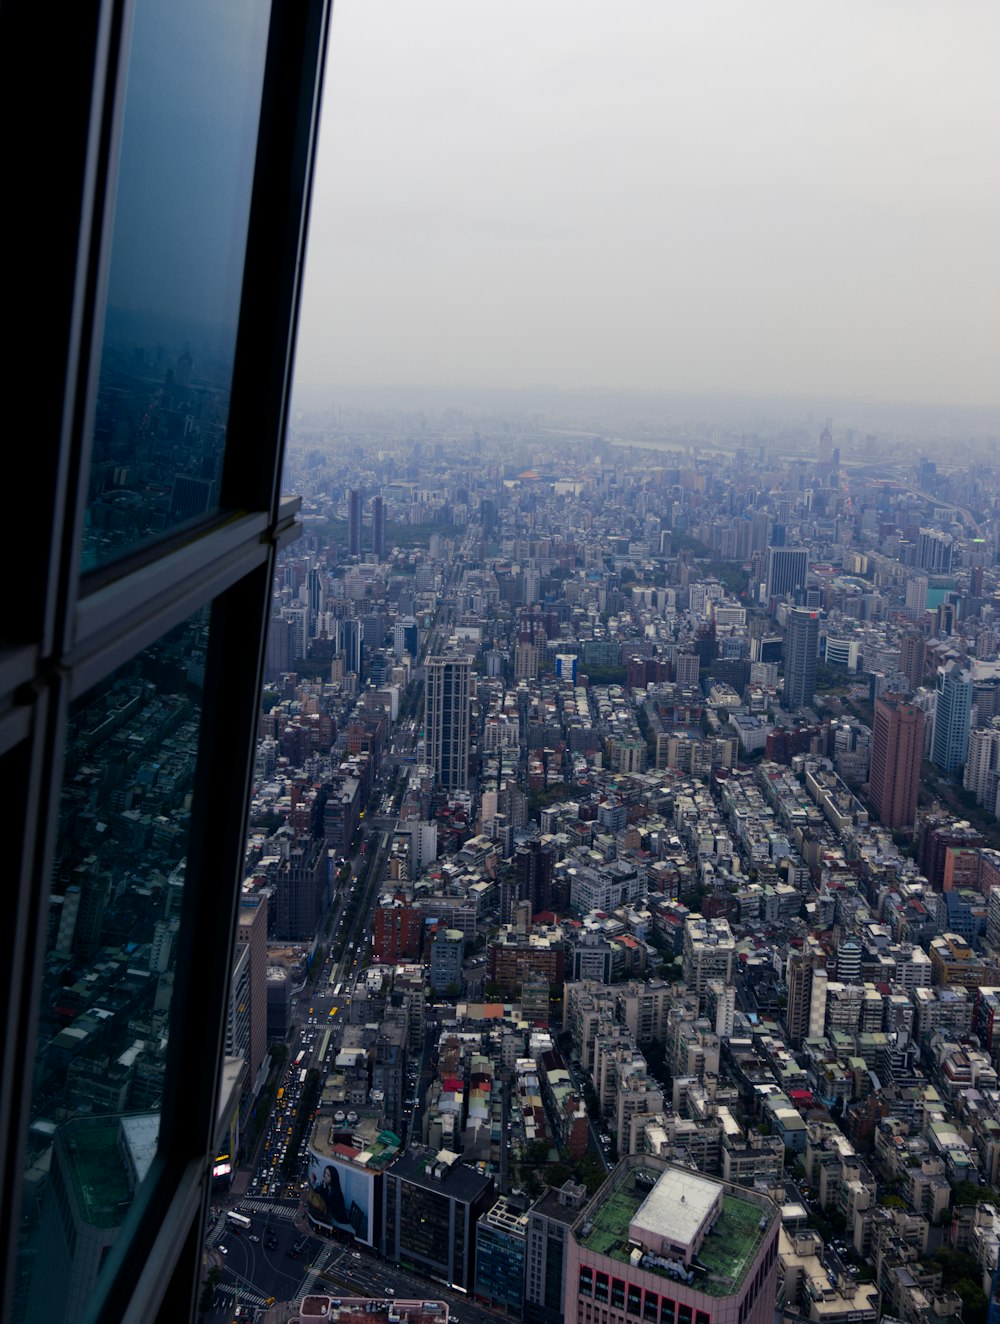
[15,612,209,1324]
[82,0,270,572]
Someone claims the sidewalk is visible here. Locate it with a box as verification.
[230,1166,254,1200]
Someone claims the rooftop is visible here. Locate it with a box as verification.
[62,1120,132,1230]
[632,1168,719,1251]
[577,1161,775,1299]
[310,1118,401,1171]
[388,1144,495,1202]
[531,1181,588,1225]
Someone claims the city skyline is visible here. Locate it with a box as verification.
[15,1,1000,1319]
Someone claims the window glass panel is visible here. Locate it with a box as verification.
[15,609,210,1322]
[83,0,270,572]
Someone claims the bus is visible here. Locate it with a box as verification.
[332,981,343,998]
[227,1212,252,1233]
[276,1087,284,1102]
[299,1069,308,1086]
[294,1050,305,1067]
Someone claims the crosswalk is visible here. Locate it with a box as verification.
[216,1282,271,1309]
[298,1244,338,1298]
[239,1198,298,1220]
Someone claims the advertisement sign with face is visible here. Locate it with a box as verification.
[306,1149,374,1244]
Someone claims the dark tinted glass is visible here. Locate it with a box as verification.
[82,0,270,572]
[15,609,211,1322]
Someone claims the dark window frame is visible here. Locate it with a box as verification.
[0,3,331,1322]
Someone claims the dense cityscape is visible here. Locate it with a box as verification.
[15,4,1000,1324]
[31,395,1000,1324]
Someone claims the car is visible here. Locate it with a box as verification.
[218,1244,228,1255]
[249,1234,260,1242]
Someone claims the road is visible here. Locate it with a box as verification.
[564,1059,613,1171]
[320,1246,506,1324]
[205,1209,322,1320]
[207,544,481,1311]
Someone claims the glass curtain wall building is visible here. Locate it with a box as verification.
[0,2,331,1322]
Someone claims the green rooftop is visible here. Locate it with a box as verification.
[366,1131,403,1170]
[578,1167,772,1299]
[695,1194,771,1296]
[579,1174,648,1260]
[64,1123,132,1229]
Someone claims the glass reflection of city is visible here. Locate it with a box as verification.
[83,327,232,570]
[17,616,207,1321]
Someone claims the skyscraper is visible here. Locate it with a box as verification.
[870,694,924,829]
[425,654,473,790]
[765,544,809,601]
[564,1160,779,1324]
[817,425,834,464]
[782,607,819,709]
[785,948,819,1048]
[524,1182,587,1324]
[337,616,363,675]
[514,838,556,914]
[900,633,927,690]
[522,565,541,605]
[382,1145,496,1291]
[372,494,386,558]
[480,496,498,535]
[674,652,700,686]
[932,662,973,774]
[348,487,363,556]
[917,527,954,573]
[393,615,419,659]
[2,3,332,1320]
[964,721,1000,807]
[837,935,863,983]
[236,897,269,1097]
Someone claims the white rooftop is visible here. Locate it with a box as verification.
[121,1113,159,1185]
[632,1168,721,1253]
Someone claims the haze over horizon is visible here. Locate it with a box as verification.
[295,1,1000,417]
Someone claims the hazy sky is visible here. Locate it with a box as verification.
[295,1,1000,409]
